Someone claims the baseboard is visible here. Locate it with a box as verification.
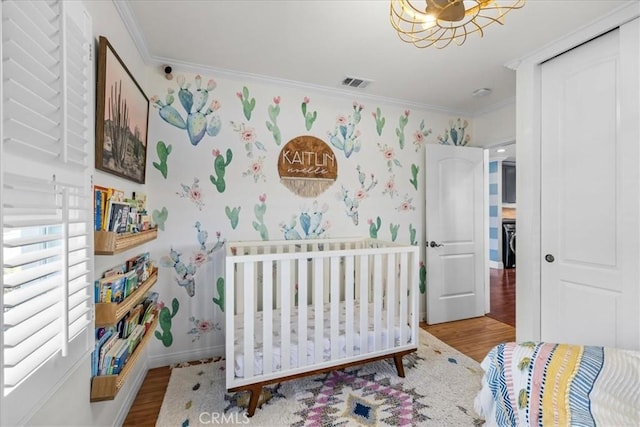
[147,344,226,369]
[115,357,149,426]
[489,260,503,269]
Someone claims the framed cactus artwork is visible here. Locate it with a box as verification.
[95,36,150,183]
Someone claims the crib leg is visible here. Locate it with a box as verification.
[393,354,406,378]
[246,384,263,417]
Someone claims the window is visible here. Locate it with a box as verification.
[1,1,93,424]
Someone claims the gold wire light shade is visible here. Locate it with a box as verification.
[390,0,525,49]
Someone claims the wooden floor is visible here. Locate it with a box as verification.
[124,271,516,425]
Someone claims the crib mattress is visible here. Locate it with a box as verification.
[233,301,412,378]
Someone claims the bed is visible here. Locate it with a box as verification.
[474,341,640,426]
[225,237,419,416]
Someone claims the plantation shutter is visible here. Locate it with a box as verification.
[1,0,93,424]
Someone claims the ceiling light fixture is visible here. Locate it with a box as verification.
[390,0,525,49]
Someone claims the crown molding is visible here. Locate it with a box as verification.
[112,0,152,63]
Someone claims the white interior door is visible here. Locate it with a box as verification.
[540,26,640,349]
[425,144,485,324]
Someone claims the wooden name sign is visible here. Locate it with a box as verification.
[278,135,338,197]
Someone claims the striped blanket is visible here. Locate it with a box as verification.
[474,342,640,426]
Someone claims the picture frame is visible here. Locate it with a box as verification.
[95,36,149,184]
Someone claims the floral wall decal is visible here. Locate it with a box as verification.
[372,107,386,136]
[382,175,399,199]
[437,118,470,146]
[230,121,266,157]
[177,178,204,210]
[396,110,410,149]
[413,119,432,151]
[187,316,221,342]
[237,86,256,121]
[210,148,233,193]
[301,96,317,131]
[153,140,172,179]
[151,75,221,146]
[337,165,377,225]
[328,102,364,158]
[378,143,402,172]
[242,156,267,183]
[265,96,282,145]
[253,194,269,241]
[396,194,416,212]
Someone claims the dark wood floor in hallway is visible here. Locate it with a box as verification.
[486,267,516,327]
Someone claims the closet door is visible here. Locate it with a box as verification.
[540,22,639,349]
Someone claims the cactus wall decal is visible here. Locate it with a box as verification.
[368,216,382,239]
[155,298,179,347]
[177,178,204,210]
[160,223,225,297]
[328,102,364,158]
[437,118,470,146]
[152,207,168,231]
[372,107,386,136]
[237,86,256,121]
[396,110,410,149]
[225,206,241,229]
[390,223,400,242]
[337,165,377,225]
[151,75,222,146]
[212,277,225,312]
[409,224,417,245]
[301,97,317,131]
[252,194,269,241]
[281,201,330,240]
[152,140,172,179]
[410,164,419,190]
[413,119,433,151]
[210,148,233,193]
[230,121,266,157]
[419,262,426,294]
[265,96,282,145]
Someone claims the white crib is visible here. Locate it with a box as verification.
[224,237,419,416]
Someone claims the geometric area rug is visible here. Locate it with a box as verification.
[156,329,485,426]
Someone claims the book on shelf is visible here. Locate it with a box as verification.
[107,201,131,233]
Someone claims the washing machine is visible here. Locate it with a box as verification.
[502,219,516,268]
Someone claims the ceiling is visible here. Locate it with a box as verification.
[121,0,631,115]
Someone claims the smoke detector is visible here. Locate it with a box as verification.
[341,76,373,89]
[472,87,492,97]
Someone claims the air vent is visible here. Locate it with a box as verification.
[341,76,372,89]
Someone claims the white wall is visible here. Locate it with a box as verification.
[27,1,153,425]
[471,103,516,147]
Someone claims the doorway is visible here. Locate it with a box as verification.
[486,143,516,327]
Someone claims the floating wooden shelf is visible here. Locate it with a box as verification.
[94,269,158,327]
[90,316,159,402]
[94,228,158,255]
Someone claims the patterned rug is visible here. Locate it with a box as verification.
[156,329,484,426]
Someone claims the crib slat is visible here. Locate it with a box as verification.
[373,254,383,351]
[243,262,255,379]
[399,251,408,345]
[225,255,236,386]
[297,258,308,369]
[262,260,273,375]
[236,262,244,315]
[386,253,396,349]
[358,254,368,354]
[280,259,291,371]
[313,258,323,364]
[345,255,354,357]
[330,256,340,360]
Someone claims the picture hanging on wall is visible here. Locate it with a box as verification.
[95,36,149,184]
[278,135,338,197]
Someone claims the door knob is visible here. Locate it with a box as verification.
[545,254,555,263]
[429,241,444,248]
